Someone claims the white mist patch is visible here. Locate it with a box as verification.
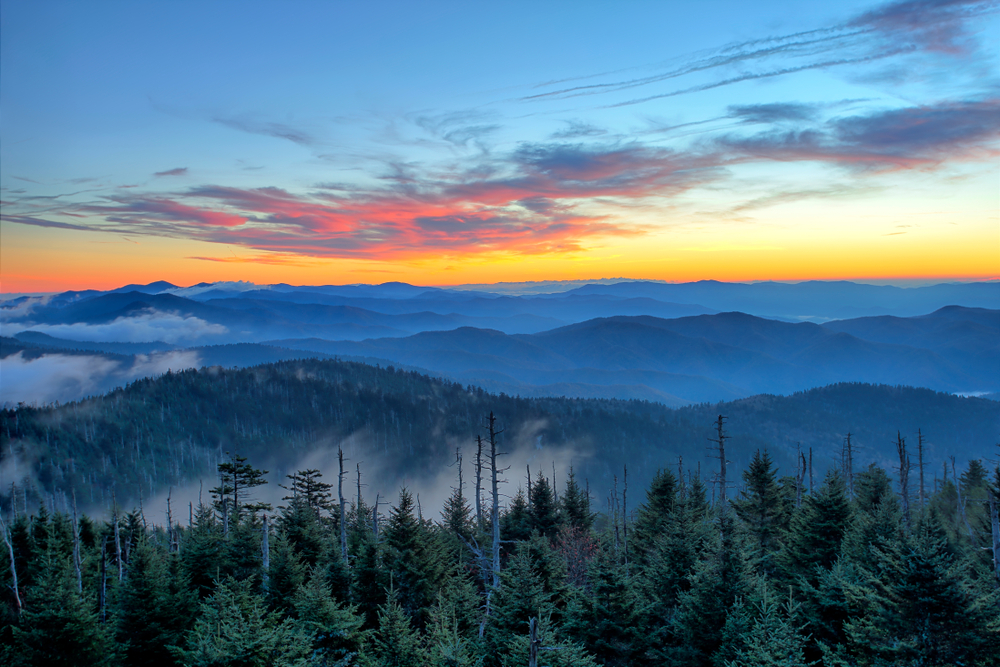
[13,310,228,345]
[166,281,262,298]
[0,350,201,406]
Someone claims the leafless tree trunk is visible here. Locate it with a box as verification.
[709,415,729,511]
[952,456,977,545]
[808,448,814,496]
[72,492,82,593]
[529,617,540,667]
[338,447,348,564]
[989,488,1000,585]
[896,432,910,530]
[623,465,629,568]
[99,536,108,622]
[0,513,21,615]
[488,411,505,590]
[475,435,484,528]
[113,491,123,582]
[795,443,803,509]
[552,462,558,504]
[261,513,270,592]
[917,429,926,508]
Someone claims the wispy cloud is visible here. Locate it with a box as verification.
[718,97,1000,170]
[212,115,317,146]
[154,167,188,177]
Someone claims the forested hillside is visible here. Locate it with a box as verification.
[1,436,997,665]
[1,358,996,517]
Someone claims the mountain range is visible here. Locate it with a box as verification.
[1,279,997,406]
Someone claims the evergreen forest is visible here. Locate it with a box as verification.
[1,414,999,665]
[0,358,998,665]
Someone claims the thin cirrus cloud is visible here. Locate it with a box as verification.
[2,93,998,260]
[718,97,1000,170]
[522,0,994,107]
[154,167,188,177]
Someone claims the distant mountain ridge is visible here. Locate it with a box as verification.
[1,279,997,406]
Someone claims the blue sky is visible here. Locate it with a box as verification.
[2,0,998,290]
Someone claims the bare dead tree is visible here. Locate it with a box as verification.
[261,513,270,593]
[487,411,506,590]
[475,435,484,528]
[952,456,977,545]
[356,463,365,516]
[623,464,629,568]
[896,432,911,530]
[99,537,108,622]
[989,486,1000,585]
[338,447,348,564]
[545,462,554,506]
[0,512,21,615]
[843,433,855,497]
[526,464,532,511]
[529,617,540,667]
[113,489,123,582]
[808,448,814,496]
[795,443,803,509]
[917,429,927,509]
[708,415,730,512]
[72,491,82,593]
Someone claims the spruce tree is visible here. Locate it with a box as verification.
[732,450,786,575]
[560,467,593,531]
[779,470,852,585]
[368,590,426,667]
[171,577,309,667]
[115,537,194,667]
[844,511,1000,666]
[8,554,116,666]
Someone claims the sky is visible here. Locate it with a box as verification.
[1,0,998,292]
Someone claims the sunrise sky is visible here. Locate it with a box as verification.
[1,0,998,293]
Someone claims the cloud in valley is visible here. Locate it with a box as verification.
[9,310,228,345]
[0,350,201,406]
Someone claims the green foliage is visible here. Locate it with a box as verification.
[732,450,787,575]
[367,590,426,667]
[171,578,310,667]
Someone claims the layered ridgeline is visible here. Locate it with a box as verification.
[1,357,995,515]
[3,279,997,406]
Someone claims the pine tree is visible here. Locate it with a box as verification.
[844,511,1000,666]
[368,590,426,667]
[663,514,750,667]
[500,488,532,543]
[291,571,366,666]
[724,580,811,667]
[560,467,593,531]
[632,469,677,563]
[181,502,222,598]
[732,449,786,575]
[528,474,560,539]
[383,489,440,629]
[8,554,116,666]
[171,577,310,667]
[564,540,646,666]
[779,470,852,585]
[115,537,195,667]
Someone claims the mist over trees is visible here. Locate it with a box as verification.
[0,418,997,666]
[0,358,995,516]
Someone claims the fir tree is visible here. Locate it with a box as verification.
[732,449,786,575]
[291,571,366,666]
[8,554,116,666]
[560,468,593,531]
[171,577,310,667]
[528,474,560,539]
[115,537,194,667]
[367,590,426,667]
[383,489,440,629]
[779,471,852,585]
